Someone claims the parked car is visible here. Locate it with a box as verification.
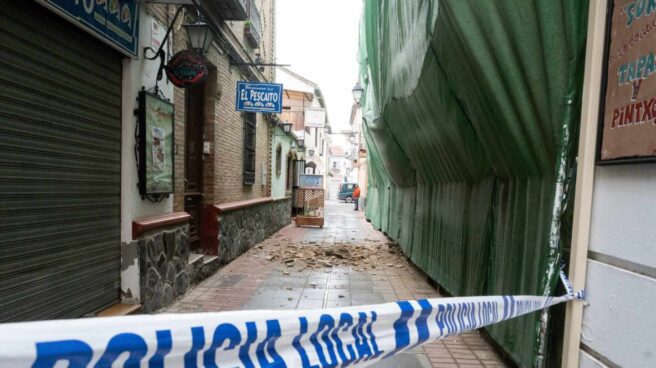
[338,183,357,202]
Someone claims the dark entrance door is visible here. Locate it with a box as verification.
[184,84,205,252]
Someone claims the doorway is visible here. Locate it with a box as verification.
[185,84,205,252]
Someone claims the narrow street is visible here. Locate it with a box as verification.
[166,201,508,368]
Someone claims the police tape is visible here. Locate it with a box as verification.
[0,270,583,367]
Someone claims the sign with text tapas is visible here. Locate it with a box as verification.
[236,81,283,113]
[599,0,656,163]
[37,0,140,57]
[304,107,326,128]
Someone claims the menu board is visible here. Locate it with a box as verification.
[599,0,656,162]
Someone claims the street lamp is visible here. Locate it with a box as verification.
[183,18,214,55]
[352,82,364,105]
[281,121,293,133]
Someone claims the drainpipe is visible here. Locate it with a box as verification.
[561,0,608,366]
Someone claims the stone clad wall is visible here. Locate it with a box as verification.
[218,198,291,263]
[137,225,191,313]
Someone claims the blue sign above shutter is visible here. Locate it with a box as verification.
[236,81,283,113]
[38,0,140,57]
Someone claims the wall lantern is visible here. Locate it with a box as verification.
[282,121,293,134]
[144,6,212,89]
[183,18,214,55]
[352,82,364,105]
[298,138,305,148]
[308,148,315,157]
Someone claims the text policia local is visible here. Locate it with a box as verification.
[31,299,509,367]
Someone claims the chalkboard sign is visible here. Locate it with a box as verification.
[598,0,656,164]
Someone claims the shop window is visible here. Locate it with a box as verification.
[243,113,256,185]
[286,156,292,192]
[275,144,282,176]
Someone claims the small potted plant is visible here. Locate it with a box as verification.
[244,20,259,47]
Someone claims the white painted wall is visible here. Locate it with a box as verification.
[580,164,656,367]
[579,350,607,368]
[588,165,656,266]
[271,126,294,199]
[328,178,341,200]
[120,12,175,302]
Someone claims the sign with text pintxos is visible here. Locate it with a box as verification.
[599,0,656,163]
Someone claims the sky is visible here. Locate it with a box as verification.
[276,0,363,137]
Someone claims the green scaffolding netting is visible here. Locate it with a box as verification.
[359,1,589,366]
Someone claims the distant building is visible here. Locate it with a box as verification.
[277,67,330,180]
[328,146,350,199]
[276,67,330,211]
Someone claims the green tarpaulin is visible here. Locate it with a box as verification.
[358,1,589,366]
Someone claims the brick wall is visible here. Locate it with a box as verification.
[155,1,276,210]
[210,50,271,204]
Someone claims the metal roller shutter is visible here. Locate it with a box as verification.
[0,1,122,322]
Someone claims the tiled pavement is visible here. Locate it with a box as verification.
[166,201,509,368]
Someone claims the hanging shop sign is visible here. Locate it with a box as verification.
[599,0,656,163]
[37,0,140,57]
[137,90,175,198]
[165,50,209,88]
[236,81,283,113]
[304,107,327,128]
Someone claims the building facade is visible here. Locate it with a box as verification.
[350,103,368,210]
[564,2,656,367]
[270,125,301,200]
[277,67,329,179]
[327,146,350,200]
[0,0,287,320]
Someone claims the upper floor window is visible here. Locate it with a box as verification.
[275,144,282,177]
[243,113,256,185]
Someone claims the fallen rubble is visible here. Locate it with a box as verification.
[252,236,411,271]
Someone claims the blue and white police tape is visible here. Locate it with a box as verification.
[0,270,584,368]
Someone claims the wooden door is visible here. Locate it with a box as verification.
[184,84,205,252]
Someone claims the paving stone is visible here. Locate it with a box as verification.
[371,353,432,367]
[325,289,350,301]
[301,289,327,300]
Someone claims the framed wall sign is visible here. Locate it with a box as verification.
[37,0,140,57]
[299,174,324,188]
[138,90,175,198]
[236,81,283,113]
[304,107,326,128]
[598,0,656,164]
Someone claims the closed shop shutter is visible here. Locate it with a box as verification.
[0,1,122,322]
